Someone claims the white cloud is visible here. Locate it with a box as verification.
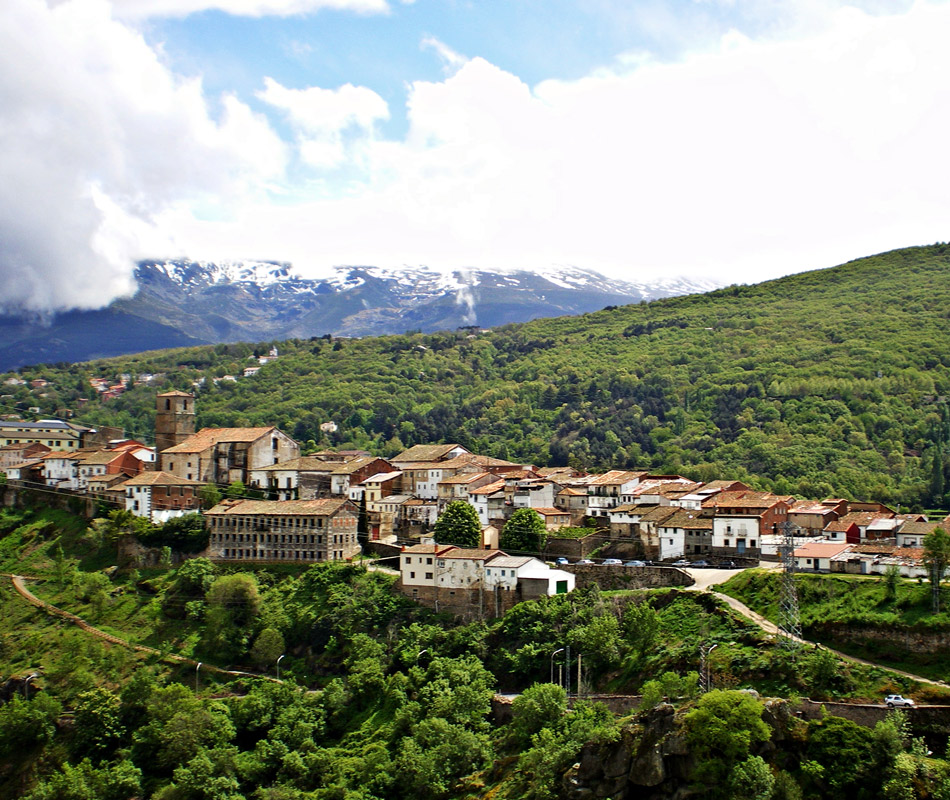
[258,78,389,168]
[173,1,950,285]
[0,0,286,312]
[110,0,388,20]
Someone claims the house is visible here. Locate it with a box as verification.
[437,472,500,509]
[793,541,852,572]
[205,498,359,562]
[586,470,648,518]
[830,544,927,578]
[122,471,205,523]
[823,519,861,544]
[554,486,590,526]
[896,520,948,548]
[656,509,714,560]
[706,491,791,558]
[672,480,751,511]
[397,544,574,617]
[468,479,507,526]
[160,427,300,488]
[788,500,841,536]
[74,448,142,491]
[836,511,897,542]
[0,442,49,471]
[531,507,571,531]
[329,457,394,497]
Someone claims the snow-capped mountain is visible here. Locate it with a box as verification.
[0,260,719,369]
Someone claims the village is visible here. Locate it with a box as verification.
[0,388,947,615]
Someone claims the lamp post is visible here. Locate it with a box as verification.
[416,649,428,664]
[700,644,718,693]
[550,648,565,686]
[276,654,285,681]
[195,662,202,693]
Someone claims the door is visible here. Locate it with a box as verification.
[737,539,746,554]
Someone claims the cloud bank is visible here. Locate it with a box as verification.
[3,0,950,314]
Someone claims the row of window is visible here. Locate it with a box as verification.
[221,549,328,560]
[211,532,354,544]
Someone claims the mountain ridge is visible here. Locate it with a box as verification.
[0,260,718,370]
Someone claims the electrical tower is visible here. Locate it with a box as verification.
[778,520,802,651]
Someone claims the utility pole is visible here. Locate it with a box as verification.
[565,645,571,695]
[778,520,803,652]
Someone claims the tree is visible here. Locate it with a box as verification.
[250,628,285,671]
[500,508,547,553]
[199,483,222,510]
[923,527,950,613]
[433,501,481,548]
[225,480,245,499]
[510,682,567,746]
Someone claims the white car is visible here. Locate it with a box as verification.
[884,694,915,708]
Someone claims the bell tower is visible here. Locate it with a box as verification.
[155,391,196,453]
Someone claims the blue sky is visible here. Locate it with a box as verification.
[1,0,948,312]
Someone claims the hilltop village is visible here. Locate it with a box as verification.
[0,390,946,592]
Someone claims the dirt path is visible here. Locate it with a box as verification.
[678,569,947,688]
[6,574,279,684]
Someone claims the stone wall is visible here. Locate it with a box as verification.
[798,700,950,743]
[562,565,694,591]
[2,483,101,518]
[401,583,523,621]
[809,622,950,658]
[543,533,609,559]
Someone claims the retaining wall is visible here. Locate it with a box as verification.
[562,565,694,591]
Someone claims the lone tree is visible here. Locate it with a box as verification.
[923,526,950,613]
[433,501,481,548]
[500,508,547,553]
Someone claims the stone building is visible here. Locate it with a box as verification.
[204,498,359,562]
[154,391,196,453]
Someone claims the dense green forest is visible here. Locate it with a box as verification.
[9,245,950,508]
[3,505,950,799]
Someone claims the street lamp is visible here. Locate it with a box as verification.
[416,649,428,663]
[276,654,285,681]
[550,648,565,686]
[195,662,202,693]
[700,644,719,693]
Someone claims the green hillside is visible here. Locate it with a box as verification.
[11,244,950,508]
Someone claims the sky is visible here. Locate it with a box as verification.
[3,0,950,313]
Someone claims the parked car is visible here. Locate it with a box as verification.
[577,558,595,565]
[692,560,710,568]
[885,694,915,708]
[555,557,569,566]
[671,559,691,567]
[624,560,646,567]
[602,558,623,566]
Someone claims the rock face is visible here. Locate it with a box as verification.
[560,699,795,800]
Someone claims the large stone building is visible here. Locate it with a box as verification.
[0,419,95,451]
[122,471,204,523]
[204,498,359,562]
[160,427,299,488]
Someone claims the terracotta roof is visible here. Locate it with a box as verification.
[838,511,895,526]
[43,451,80,460]
[122,471,204,487]
[485,555,535,568]
[533,507,569,516]
[255,457,335,472]
[157,390,194,397]
[900,520,950,535]
[707,491,791,509]
[557,487,587,496]
[76,450,124,465]
[440,548,503,560]
[205,498,351,516]
[588,470,647,486]
[639,506,680,523]
[402,543,456,555]
[330,456,389,475]
[468,480,506,496]
[162,427,278,454]
[437,454,518,469]
[661,510,713,530]
[794,541,852,559]
[391,443,467,463]
[824,520,858,533]
[439,472,494,485]
[789,501,837,515]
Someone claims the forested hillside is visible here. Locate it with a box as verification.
[10,245,950,508]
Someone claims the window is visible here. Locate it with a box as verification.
[426,557,432,564]
[724,539,730,547]
[750,540,757,547]
[425,572,433,580]
[410,571,415,579]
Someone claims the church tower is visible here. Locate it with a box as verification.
[155,390,196,453]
